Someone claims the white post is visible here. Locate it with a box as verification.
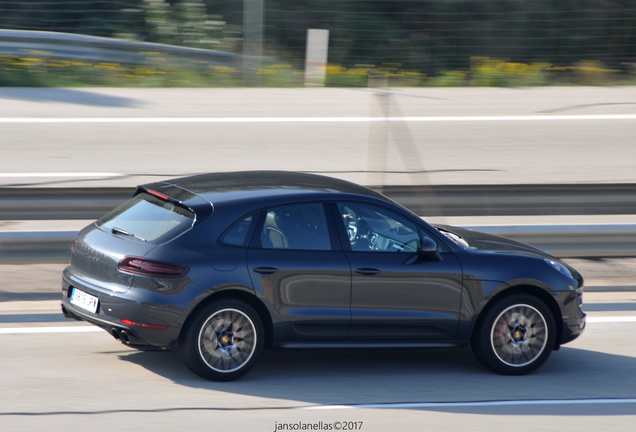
[243,0,263,86]
[304,29,329,86]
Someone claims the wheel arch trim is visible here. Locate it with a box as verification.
[179,287,274,349]
[470,284,564,351]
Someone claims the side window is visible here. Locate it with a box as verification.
[336,202,423,252]
[221,214,255,247]
[260,203,331,251]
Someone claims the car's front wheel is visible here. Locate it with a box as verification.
[178,299,264,381]
[472,294,556,375]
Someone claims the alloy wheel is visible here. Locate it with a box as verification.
[198,308,258,373]
[490,303,549,367]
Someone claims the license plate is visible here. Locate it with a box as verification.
[70,288,99,314]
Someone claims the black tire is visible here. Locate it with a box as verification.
[471,294,556,375]
[178,299,264,381]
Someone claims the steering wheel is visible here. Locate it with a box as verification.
[345,219,357,242]
[352,218,375,250]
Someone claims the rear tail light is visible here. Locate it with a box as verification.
[120,319,168,330]
[118,256,189,278]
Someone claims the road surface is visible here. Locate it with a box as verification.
[0,263,635,431]
[0,87,635,187]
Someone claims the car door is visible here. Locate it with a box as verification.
[333,201,463,341]
[247,202,352,341]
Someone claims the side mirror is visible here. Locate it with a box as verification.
[416,237,442,261]
[418,237,438,254]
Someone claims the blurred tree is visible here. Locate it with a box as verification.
[140,0,230,48]
[0,0,633,74]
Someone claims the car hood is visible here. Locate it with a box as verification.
[434,224,552,259]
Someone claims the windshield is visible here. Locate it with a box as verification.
[97,192,195,245]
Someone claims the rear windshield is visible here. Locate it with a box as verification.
[97,192,195,244]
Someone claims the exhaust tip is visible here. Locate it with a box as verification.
[120,330,131,344]
[111,329,121,340]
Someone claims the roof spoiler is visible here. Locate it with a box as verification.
[135,183,214,226]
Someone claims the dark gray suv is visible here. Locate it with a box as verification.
[62,171,586,381]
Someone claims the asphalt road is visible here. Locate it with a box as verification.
[1,288,635,431]
[2,86,636,429]
[1,87,635,187]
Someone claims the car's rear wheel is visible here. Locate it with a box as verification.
[178,299,264,381]
[472,294,556,375]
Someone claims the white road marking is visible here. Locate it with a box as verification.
[0,173,124,178]
[0,114,636,123]
[304,398,636,410]
[586,316,636,323]
[0,326,104,335]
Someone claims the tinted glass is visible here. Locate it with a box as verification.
[337,202,421,252]
[260,203,331,251]
[97,193,194,244]
[222,214,254,247]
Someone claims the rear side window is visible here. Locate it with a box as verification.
[260,203,332,251]
[221,214,255,247]
[97,192,195,244]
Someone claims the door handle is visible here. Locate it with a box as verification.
[355,267,381,276]
[253,266,279,275]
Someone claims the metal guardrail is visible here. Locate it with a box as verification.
[1,183,635,262]
[0,187,133,220]
[1,183,635,220]
[464,224,636,258]
[0,230,77,263]
[0,29,244,68]
[383,183,636,217]
[2,224,636,264]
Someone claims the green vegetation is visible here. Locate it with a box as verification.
[1,53,631,88]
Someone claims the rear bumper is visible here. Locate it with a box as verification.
[62,269,183,347]
[61,303,151,346]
